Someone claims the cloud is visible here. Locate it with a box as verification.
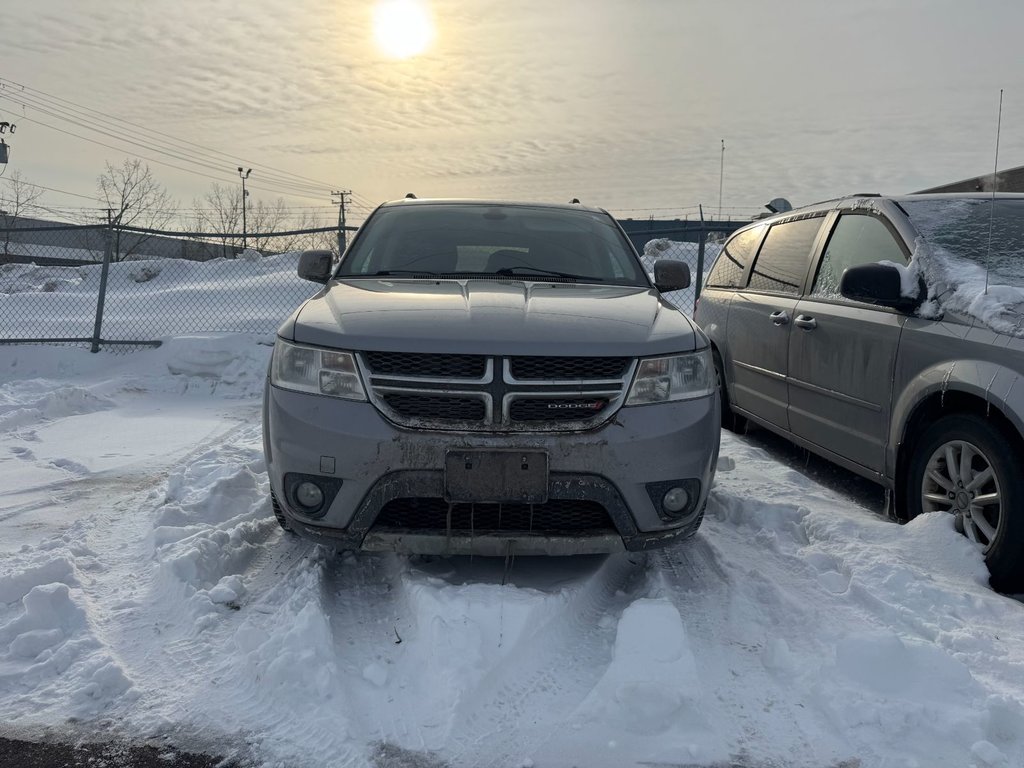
[2,0,1024,216]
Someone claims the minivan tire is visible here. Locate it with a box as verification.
[713,351,747,433]
[905,413,1024,593]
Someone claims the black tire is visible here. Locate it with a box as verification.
[270,489,294,533]
[713,350,747,433]
[905,413,1024,593]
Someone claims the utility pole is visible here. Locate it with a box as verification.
[238,167,252,253]
[332,190,351,253]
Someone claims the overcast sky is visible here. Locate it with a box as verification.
[2,0,1023,225]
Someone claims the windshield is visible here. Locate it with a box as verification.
[902,198,1024,287]
[337,203,649,286]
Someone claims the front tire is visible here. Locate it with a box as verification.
[905,414,1024,593]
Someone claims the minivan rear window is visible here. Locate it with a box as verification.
[747,216,823,295]
[705,225,764,289]
[902,198,1024,287]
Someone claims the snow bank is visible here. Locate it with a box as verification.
[1,251,316,340]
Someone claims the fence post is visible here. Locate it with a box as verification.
[90,215,115,353]
[694,205,707,312]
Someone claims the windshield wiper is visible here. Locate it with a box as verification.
[350,268,606,282]
[495,266,604,282]
[359,270,445,277]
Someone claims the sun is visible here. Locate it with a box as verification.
[373,0,435,59]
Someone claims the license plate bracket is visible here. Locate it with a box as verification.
[444,450,549,504]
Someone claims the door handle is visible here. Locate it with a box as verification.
[769,310,789,326]
[794,315,817,330]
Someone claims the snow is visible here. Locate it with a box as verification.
[1,257,1024,767]
[901,198,1024,336]
[1,252,316,341]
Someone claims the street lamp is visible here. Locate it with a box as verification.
[238,167,252,252]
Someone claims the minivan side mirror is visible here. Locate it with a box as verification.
[297,250,334,284]
[839,262,922,311]
[653,259,691,292]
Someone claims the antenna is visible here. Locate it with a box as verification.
[718,139,725,219]
[985,89,1003,295]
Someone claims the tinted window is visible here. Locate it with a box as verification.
[338,204,648,286]
[705,225,764,289]
[747,217,823,295]
[812,214,907,298]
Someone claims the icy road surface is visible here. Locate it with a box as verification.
[1,336,1023,768]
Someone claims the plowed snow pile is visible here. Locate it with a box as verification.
[2,248,1024,767]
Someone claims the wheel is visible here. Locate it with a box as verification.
[270,489,293,533]
[905,413,1024,593]
[713,351,747,433]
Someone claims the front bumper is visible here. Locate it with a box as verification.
[264,384,719,554]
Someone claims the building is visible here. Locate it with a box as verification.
[916,163,1024,194]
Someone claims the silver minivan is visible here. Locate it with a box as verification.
[695,193,1024,592]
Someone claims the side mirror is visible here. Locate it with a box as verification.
[839,262,922,311]
[297,250,334,284]
[653,259,691,292]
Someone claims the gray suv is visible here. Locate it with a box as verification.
[263,199,720,556]
[695,193,1024,592]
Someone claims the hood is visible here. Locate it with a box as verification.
[290,278,699,356]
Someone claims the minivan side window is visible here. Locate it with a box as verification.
[705,225,765,289]
[747,216,823,295]
[811,214,908,298]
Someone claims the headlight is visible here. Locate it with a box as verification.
[271,339,367,401]
[625,349,715,405]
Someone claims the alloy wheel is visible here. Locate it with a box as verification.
[920,439,1002,552]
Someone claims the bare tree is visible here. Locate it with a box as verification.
[250,197,293,253]
[191,184,297,257]
[0,171,44,256]
[191,182,243,259]
[97,159,175,261]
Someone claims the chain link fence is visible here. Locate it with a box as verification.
[0,222,348,350]
[630,221,745,313]
[1,218,749,351]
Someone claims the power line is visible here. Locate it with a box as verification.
[0,109,330,203]
[0,77,341,192]
[0,92,331,200]
[0,174,100,201]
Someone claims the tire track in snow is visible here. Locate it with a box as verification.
[650,519,846,767]
[320,552,422,755]
[66,420,324,759]
[441,552,653,768]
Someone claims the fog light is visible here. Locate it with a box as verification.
[295,481,324,510]
[662,486,689,514]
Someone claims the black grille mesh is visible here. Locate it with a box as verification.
[382,394,485,422]
[510,356,630,380]
[510,398,609,422]
[364,352,487,379]
[375,498,614,532]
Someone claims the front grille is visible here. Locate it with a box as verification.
[509,398,609,422]
[382,394,485,422]
[359,352,635,432]
[363,351,486,379]
[374,497,615,532]
[509,356,630,380]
